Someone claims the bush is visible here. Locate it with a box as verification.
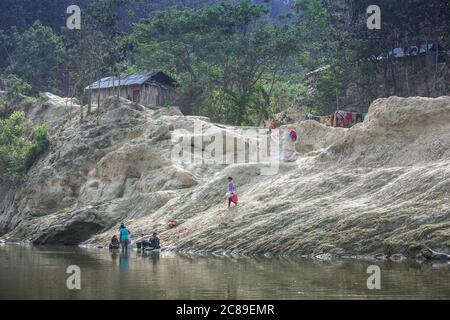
[0,96,8,117]
[0,111,32,178]
[25,124,50,171]
[0,111,50,178]
[4,74,32,102]
[22,94,50,110]
[21,96,39,109]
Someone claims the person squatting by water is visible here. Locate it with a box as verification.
[109,235,120,250]
[136,232,161,251]
[119,223,131,252]
[148,233,160,249]
[226,177,238,208]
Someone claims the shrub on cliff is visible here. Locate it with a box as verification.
[3,75,32,103]
[0,111,31,178]
[25,124,50,171]
[0,96,8,117]
[0,111,50,179]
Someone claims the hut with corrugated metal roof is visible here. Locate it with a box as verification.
[85,71,177,107]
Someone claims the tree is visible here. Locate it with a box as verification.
[132,1,301,125]
[0,111,50,178]
[3,75,32,102]
[5,22,68,95]
[294,0,450,114]
[0,111,32,178]
[25,123,50,170]
[64,0,134,115]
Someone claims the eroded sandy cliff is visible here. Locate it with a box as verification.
[1,94,449,257]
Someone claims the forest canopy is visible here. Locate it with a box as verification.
[0,0,449,125]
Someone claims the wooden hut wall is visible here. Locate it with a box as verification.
[89,83,175,106]
[141,84,159,106]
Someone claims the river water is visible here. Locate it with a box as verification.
[0,244,449,299]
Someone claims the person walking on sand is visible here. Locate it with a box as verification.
[119,223,131,252]
[226,177,238,208]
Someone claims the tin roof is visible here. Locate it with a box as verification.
[305,65,331,77]
[86,71,176,90]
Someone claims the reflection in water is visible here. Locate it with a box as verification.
[0,244,449,299]
[119,251,130,273]
[110,250,119,268]
[226,276,238,300]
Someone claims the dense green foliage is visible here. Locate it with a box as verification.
[133,1,302,124]
[0,111,30,177]
[4,22,67,95]
[295,0,450,114]
[0,97,8,116]
[64,0,135,108]
[1,0,449,123]
[3,75,33,102]
[24,123,50,171]
[1,22,67,96]
[0,111,50,178]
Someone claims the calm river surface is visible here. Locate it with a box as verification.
[0,244,449,299]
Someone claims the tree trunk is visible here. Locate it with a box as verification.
[405,60,410,96]
[97,78,101,112]
[434,40,439,94]
[80,100,84,123]
[88,89,92,114]
[383,58,389,96]
[391,61,397,94]
[117,74,121,101]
